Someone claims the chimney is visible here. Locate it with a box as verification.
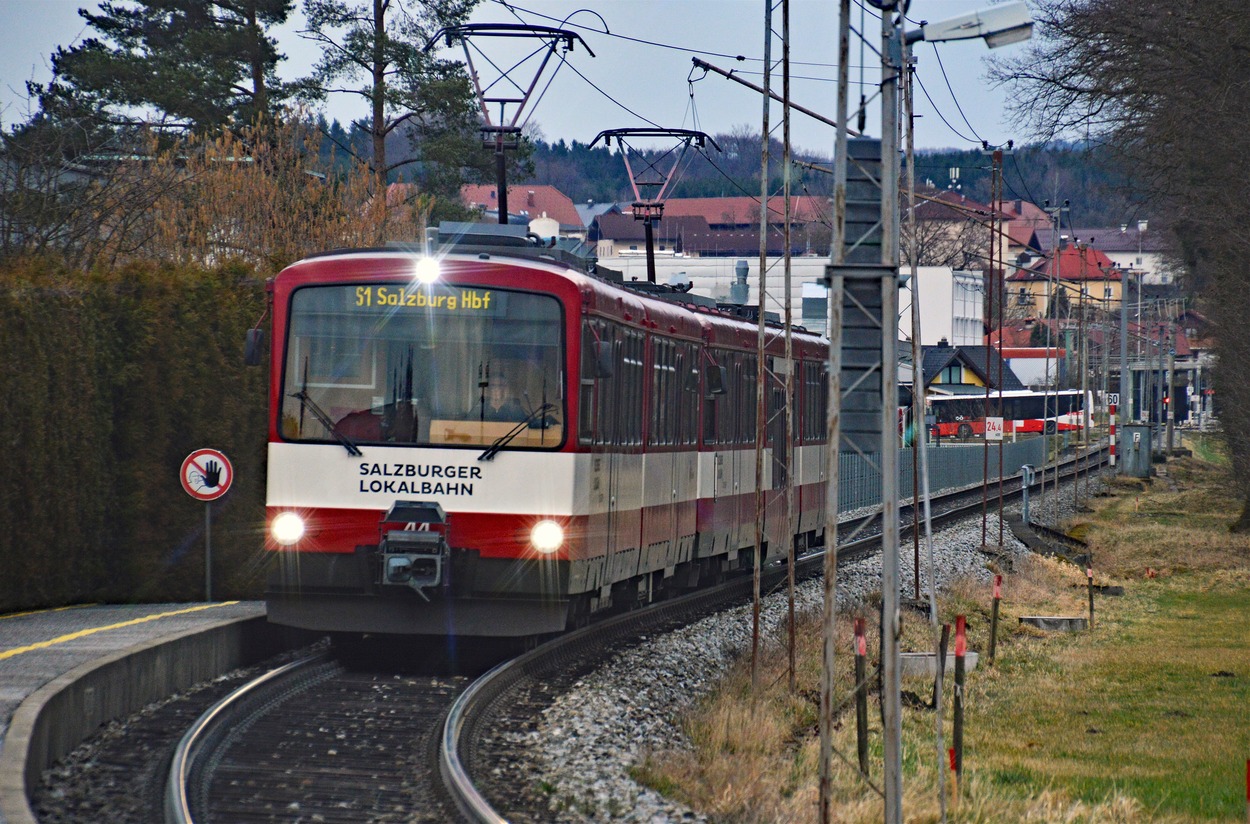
[527,190,536,207]
[937,337,950,348]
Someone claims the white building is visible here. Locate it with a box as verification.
[597,257,982,345]
[898,268,984,346]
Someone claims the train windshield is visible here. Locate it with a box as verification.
[280,283,565,449]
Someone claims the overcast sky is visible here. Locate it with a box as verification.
[1,0,1038,157]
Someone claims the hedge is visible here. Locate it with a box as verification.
[0,258,269,610]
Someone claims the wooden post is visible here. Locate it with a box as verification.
[932,623,950,708]
[953,615,967,785]
[989,574,1002,663]
[855,617,869,776]
[1087,567,1095,630]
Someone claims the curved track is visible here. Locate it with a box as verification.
[166,650,473,823]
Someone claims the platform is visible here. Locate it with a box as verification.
[0,601,266,824]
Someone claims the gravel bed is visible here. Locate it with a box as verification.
[516,472,1108,822]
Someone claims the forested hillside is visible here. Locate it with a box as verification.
[493,128,1144,226]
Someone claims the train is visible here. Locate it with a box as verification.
[260,223,831,637]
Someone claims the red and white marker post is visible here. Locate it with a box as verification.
[989,574,1003,662]
[953,615,967,786]
[1115,400,1125,467]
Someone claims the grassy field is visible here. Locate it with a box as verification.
[633,438,1250,822]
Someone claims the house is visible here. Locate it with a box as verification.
[460,184,585,239]
[592,195,829,258]
[898,268,985,346]
[1036,224,1170,285]
[1006,243,1125,316]
[909,189,995,268]
[590,212,712,258]
[922,339,1027,394]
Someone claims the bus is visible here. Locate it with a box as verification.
[927,389,1089,439]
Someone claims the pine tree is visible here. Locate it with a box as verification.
[37,0,294,134]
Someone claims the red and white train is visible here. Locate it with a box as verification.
[261,224,831,637]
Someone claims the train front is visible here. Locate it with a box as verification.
[263,250,579,638]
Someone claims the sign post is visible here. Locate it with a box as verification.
[180,448,234,601]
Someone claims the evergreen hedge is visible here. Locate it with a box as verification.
[0,258,269,610]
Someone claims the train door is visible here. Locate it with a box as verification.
[766,358,789,560]
[580,320,640,598]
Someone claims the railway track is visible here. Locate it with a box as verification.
[166,650,474,823]
[162,445,1107,823]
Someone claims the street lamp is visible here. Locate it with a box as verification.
[823,3,1034,823]
[904,1,1034,46]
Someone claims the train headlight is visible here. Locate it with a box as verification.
[271,512,306,545]
[414,256,440,284]
[530,520,564,554]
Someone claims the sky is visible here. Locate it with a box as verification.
[0,0,1039,156]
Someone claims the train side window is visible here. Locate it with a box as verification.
[625,331,644,446]
[579,321,599,444]
[596,324,621,446]
[743,354,758,445]
[680,343,698,445]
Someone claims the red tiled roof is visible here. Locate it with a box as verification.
[1007,245,1121,281]
[594,212,711,243]
[652,196,828,227]
[460,184,583,228]
[1005,223,1038,249]
[914,189,993,221]
[1002,199,1049,223]
[1000,347,1064,359]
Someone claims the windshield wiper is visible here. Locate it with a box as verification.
[291,389,363,456]
[478,403,556,462]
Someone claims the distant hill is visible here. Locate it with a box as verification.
[516,133,1145,227]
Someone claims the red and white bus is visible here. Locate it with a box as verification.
[928,389,1089,439]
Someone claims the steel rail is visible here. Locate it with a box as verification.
[164,652,330,824]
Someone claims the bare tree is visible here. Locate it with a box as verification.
[991,0,1250,525]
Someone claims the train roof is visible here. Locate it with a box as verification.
[285,223,827,353]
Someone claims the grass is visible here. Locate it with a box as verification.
[630,446,1250,822]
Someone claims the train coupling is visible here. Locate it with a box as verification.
[378,501,449,601]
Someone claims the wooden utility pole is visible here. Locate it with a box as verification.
[818,1,850,819]
[751,0,773,690]
[782,0,798,694]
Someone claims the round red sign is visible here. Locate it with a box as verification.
[180,449,233,501]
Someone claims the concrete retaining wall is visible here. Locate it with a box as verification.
[0,616,306,824]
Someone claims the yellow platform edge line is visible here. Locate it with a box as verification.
[0,604,98,622]
[0,602,241,661]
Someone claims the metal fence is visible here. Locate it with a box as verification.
[838,437,1047,513]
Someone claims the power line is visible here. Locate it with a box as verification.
[913,73,977,144]
[555,51,662,130]
[929,43,984,144]
[488,0,845,68]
